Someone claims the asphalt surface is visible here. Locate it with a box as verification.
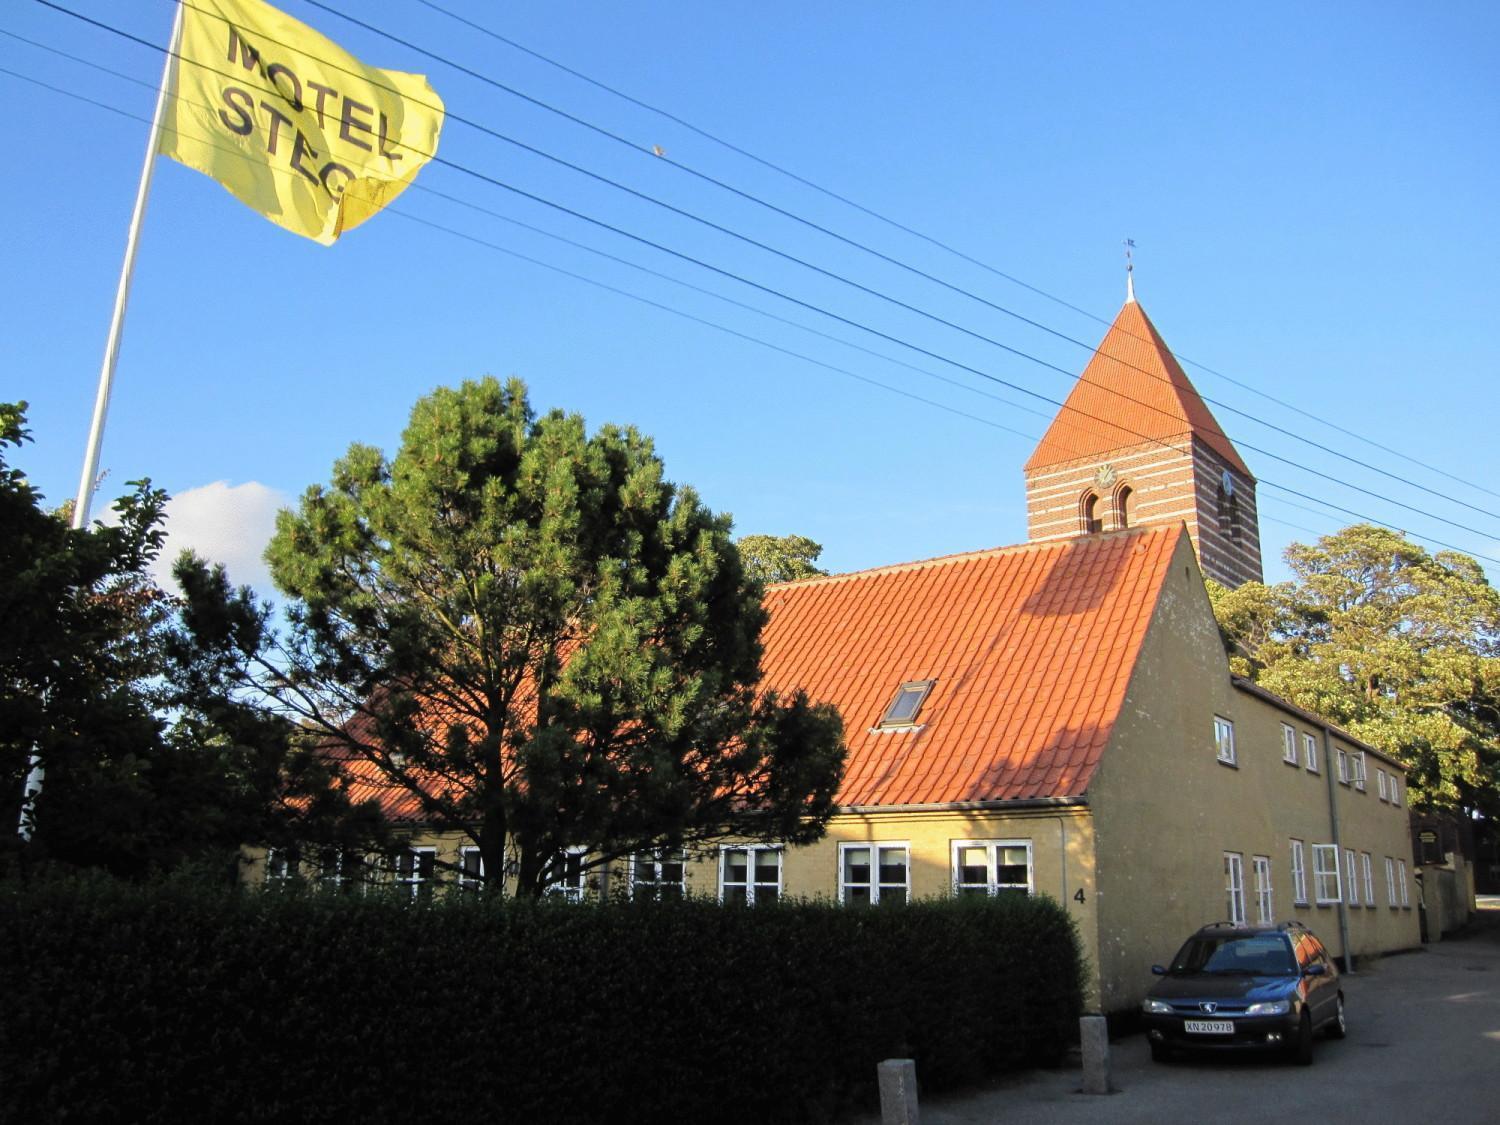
[852,898,1500,1125]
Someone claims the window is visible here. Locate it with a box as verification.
[840,842,909,906]
[720,845,781,905]
[879,680,935,729]
[1397,859,1410,907]
[1114,485,1132,530]
[952,840,1033,897]
[1391,778,1401,807]
[1385,857,1397,907]
[1214,716,1236,765]
[544,848,588,902]
[1224,852,1246,926]
[1345,848,1360,907]
[394,847,436,900]
[265,846,299,883]
[1353,752,1367,791]
[1281,723,1299,764]
[1081,492,1101,534]
[1377,768,1389,801]
[320,848,365,895]
[1336,748,1350,784]
[1252,855,1273,925]
[1290,839,1308,905]
[631,849,686,901]
[1312,844,1341,904]
[1361,852,1375,906]
[459,846,485,892]
[1304,732,1319,773]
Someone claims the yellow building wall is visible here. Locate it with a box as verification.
[1085,533,1419,1013]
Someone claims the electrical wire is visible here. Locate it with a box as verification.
[409,0,1500,504]
[4,23,1496,567]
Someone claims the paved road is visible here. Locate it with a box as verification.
[856,900,1500,1125]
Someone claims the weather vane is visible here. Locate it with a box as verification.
[1124,238,1137,302]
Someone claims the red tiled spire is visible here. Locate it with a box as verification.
[1024,300,1250,477]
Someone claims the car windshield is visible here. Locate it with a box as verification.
[1169,934,1296,976]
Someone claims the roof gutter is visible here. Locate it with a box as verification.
[837,796,1090,815]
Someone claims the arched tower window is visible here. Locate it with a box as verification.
[1080,492,1101,534]
[1216,484,1241,543]
[1114,485,1132,530]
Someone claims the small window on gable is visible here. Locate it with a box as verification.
[1080,492,1101,534]
[880,680,935,729]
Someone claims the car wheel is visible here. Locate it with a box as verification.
[1290,1011,1314,1066]
[1326,994,1347,1039]
[1149,1040,1172,1063]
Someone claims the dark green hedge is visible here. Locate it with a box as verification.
[0,878,1083,1124]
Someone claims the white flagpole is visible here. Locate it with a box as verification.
[18,2,184,843]
[71,0,184,531]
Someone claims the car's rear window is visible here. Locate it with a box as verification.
[1170,934,1296,976]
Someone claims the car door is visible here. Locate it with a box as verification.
[1302,935,1336,1026]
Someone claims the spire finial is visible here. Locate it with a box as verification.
[1124,238,1137,303]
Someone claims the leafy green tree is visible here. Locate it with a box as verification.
[737,533,827,585]
[1209,523,1500,817]
[1,402,375,879]
[179,378,846,897]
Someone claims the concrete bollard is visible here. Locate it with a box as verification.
[1080,1014,1112,1095]
[877,1058,919,1125]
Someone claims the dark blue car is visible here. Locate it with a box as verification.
[1141,922,1346,1065]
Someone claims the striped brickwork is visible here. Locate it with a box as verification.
[1024,436,1262,588]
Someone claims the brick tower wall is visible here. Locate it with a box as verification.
[1024,436,1262,587]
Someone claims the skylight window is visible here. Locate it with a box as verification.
[879,680,935,729]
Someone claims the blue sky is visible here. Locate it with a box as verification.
[3,0,1497,595]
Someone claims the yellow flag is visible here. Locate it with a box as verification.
[159,0,444,244]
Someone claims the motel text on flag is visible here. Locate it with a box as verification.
[159,0,445,244]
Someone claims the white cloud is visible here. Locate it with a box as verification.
[148,480,288,597]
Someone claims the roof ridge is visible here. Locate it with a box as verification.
[767,524,1178,591]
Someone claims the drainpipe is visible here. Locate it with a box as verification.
[1320,725,1355,973]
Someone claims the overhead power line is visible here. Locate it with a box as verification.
[6,17,1498,568]
[408,0,1500,505]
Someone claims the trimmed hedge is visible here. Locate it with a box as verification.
[0,878,1083,1124]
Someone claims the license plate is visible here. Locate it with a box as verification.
[1184,1020,1234,1034]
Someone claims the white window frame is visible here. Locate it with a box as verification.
[1290,839,1308,905]
[1361,852,1375,906]
[1304,733,1319,773]
[1397,859,1410,907]
[1353,752,1367,791]
[1214,716,1237,766]
[719,844,782,905]
[1312,843,1342,904]
[394,846,437,900]
[1377,768,1388,801]
[1252,854,1273,925]
[320,848,365,894]
[1336,748,1350,784]
[1224,852,1246,926]
[630,848,687,901]
[544,846,589,902]
[1344,848,1360,907]
[265,846,298,883]
[1385,856,1397,907]
[838,841,911,906]
[1391,778,1401,807]
[1281,723,1299,764]
[952,839,1034,897]
[459,845,485,892]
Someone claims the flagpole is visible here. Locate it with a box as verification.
[17,1,184,843]
[71,0,184,531]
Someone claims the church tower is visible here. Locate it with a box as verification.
[1023,287,1263,587]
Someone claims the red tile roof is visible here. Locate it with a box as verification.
[329,524,1185,821]
[759,524,1185,807]
[1024,300,1250,476]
